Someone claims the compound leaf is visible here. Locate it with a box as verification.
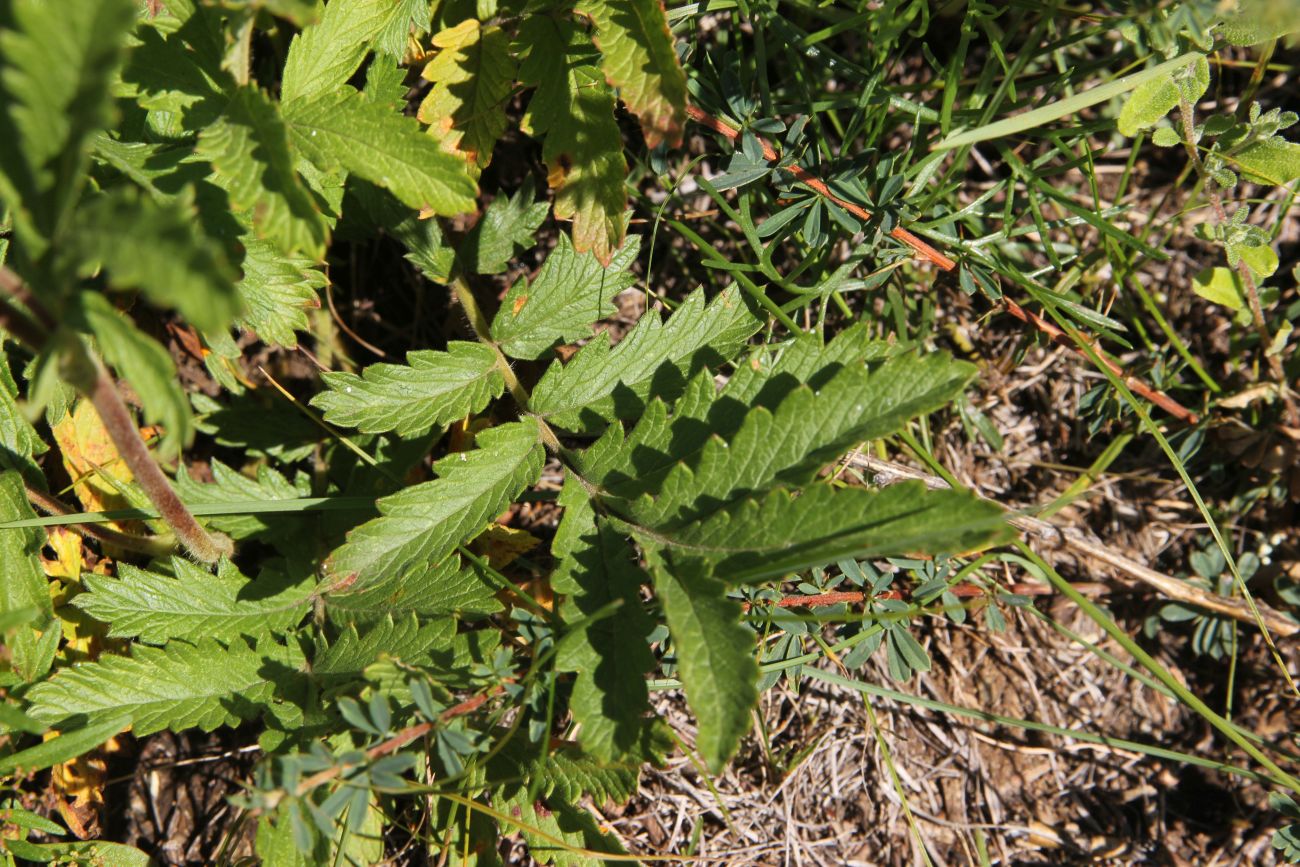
[459,179,550,274]
[234,237,328,347]
[645,549,756,773]
[323,554,503,624]
[197,86,329,258]
[417,20,516,175]
[636,481,1009,583]
[311,343,504,437]
[518,15,626,262]
[281,0,418,104]
[552,478,655,761]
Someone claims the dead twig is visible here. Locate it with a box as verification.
[849,454,1299,638]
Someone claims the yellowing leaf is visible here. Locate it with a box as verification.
[576,0,687,148]
[519,16,626,263]
[472,523,540,570]
[51,400,134,517]
[418,19,516,176]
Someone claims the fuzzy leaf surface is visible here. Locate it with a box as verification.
[417,20,516,173]
[313,615,454,677]
[491,235,639,359]
[518,15,626,262]
[285,87,477,216]
[576,0,688,147]
[75,559,310,645]
[27,638,278,735]
[311,343,503,436]
[1234,137,1300,185]
[529,286,762,429]
[324,419,545,590]
[646,549,757,773]
[0,471,50,622]
[196,86,329,257]
[1117,54,1208,136]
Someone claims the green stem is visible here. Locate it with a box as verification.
[450,275,560,451]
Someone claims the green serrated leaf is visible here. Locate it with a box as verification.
[324,553,502,624]
[313,614,454,677]
[1117,54,1208,137]
[0,0,135,253]
[0,350,46,483]
[75,558,311,645]
[1232,137,1300,185]
[70,186,241,333]
[234,237,328,348]
[324,419,545,590]
[576,0,688,147]
[27,637,278,735]
[646,550,757,772]
[311,343,504,436]
[196,86,329,258]
[460,179,550,274]
[418,19,516,176]
[281,0,422,104]
[587,347,977,527]
[634,481,1009,584]
[530,286,762,430]
[0,470,54,683]
[175,458,311,541]
[552,477,655,761]
[518,15,626,262]
[75,292,192,455]
[285,86,477,217]
[491,235,640,360]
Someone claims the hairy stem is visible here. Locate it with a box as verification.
[449,275,560,451]
[25,484,175,559]
[2,265,231,562]
[63,338,232,564]
[1178,98,1298,424]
